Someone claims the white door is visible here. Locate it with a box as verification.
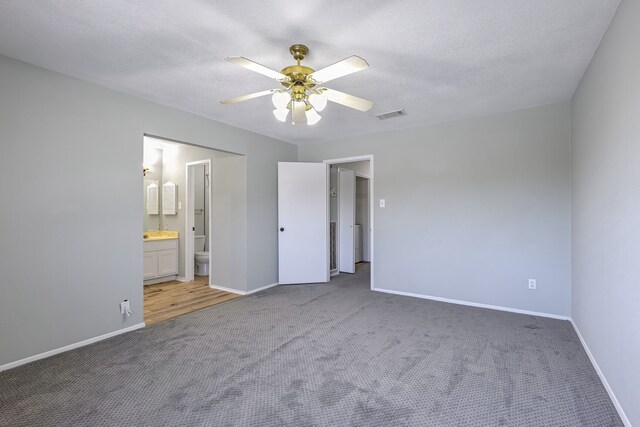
[339,168,356,273]
[278,162,329,284]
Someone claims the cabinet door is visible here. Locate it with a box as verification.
[143,252,159,279]
[158,250,178,276]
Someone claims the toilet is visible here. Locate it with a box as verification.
[194,235,209,276]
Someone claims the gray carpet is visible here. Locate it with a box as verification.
[0,264,622,426]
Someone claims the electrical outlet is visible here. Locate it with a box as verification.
[528,279,537,290]
[120,300,131,315]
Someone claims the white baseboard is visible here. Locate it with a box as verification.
[0,323,145,372]
[246,282,279,295]
[210,282,278,296]
[570,319,631,426]
[372,287,570,320]
[143,275,178,285]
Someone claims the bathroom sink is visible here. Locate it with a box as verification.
[143,231,179,241]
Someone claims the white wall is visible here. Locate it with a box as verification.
[571,0,639,424]
[143,147,162,231]
[356,176,370,262]
[300,103,572,317]
[211,155,248,291]
[0,55,296,367]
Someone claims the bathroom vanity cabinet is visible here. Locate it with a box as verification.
[143,238,178,282]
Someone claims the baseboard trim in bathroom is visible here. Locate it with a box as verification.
[0,323,145,372]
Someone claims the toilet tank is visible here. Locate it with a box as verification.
[194,235,206,252]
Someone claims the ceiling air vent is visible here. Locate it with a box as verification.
[375,109,407,120]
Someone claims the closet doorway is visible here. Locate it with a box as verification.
[325,156,373,288]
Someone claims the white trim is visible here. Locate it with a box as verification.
[246,282,279,295]
[209,284,246,295]
[324,155,373,164]
[0,323,146,372]
[372,287,570,320]
[185,159,212,284]
[570,319,631,426]
[323,155,374,290]
[210,282,278,296]
[176,276,189,282]
[143,275,178,285]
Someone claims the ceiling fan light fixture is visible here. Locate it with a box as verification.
[273,108,289,122]
[272,91,290,109]
[222,44,373,126]
[308,92,327,112]
[305,107,322,126]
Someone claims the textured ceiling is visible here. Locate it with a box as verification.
[0,0,620,145]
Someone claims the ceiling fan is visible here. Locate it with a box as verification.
[221,44,373,126]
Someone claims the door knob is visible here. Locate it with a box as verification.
[280,227,285,232]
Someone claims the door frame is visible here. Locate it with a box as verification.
[323,155,374,290]
[337,167,356,274]
[185,159,212,286]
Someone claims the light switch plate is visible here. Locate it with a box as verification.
[379,199,386,208]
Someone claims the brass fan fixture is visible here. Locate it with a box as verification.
[221,44,373,126]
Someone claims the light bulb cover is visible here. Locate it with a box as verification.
[308,92,327,112]
[272,91,290,109]
[292,101,307,125]
[273,108,289,122]
[305,107,322,125]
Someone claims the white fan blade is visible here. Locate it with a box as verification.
[321,88,373,112]
[225,57,287,80]
[309,56,369,84]
[221,89,277,104]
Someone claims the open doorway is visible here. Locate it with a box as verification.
[325,156,374,289]
[142,135,246,325]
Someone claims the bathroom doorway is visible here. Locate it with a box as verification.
[142,135,247,325]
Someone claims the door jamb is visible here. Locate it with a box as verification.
[185,159,212,286]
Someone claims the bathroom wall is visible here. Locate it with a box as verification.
[142,147,162,231]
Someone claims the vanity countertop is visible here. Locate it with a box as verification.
[144,231,179,241]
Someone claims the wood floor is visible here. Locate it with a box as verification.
[144,276,241,325]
